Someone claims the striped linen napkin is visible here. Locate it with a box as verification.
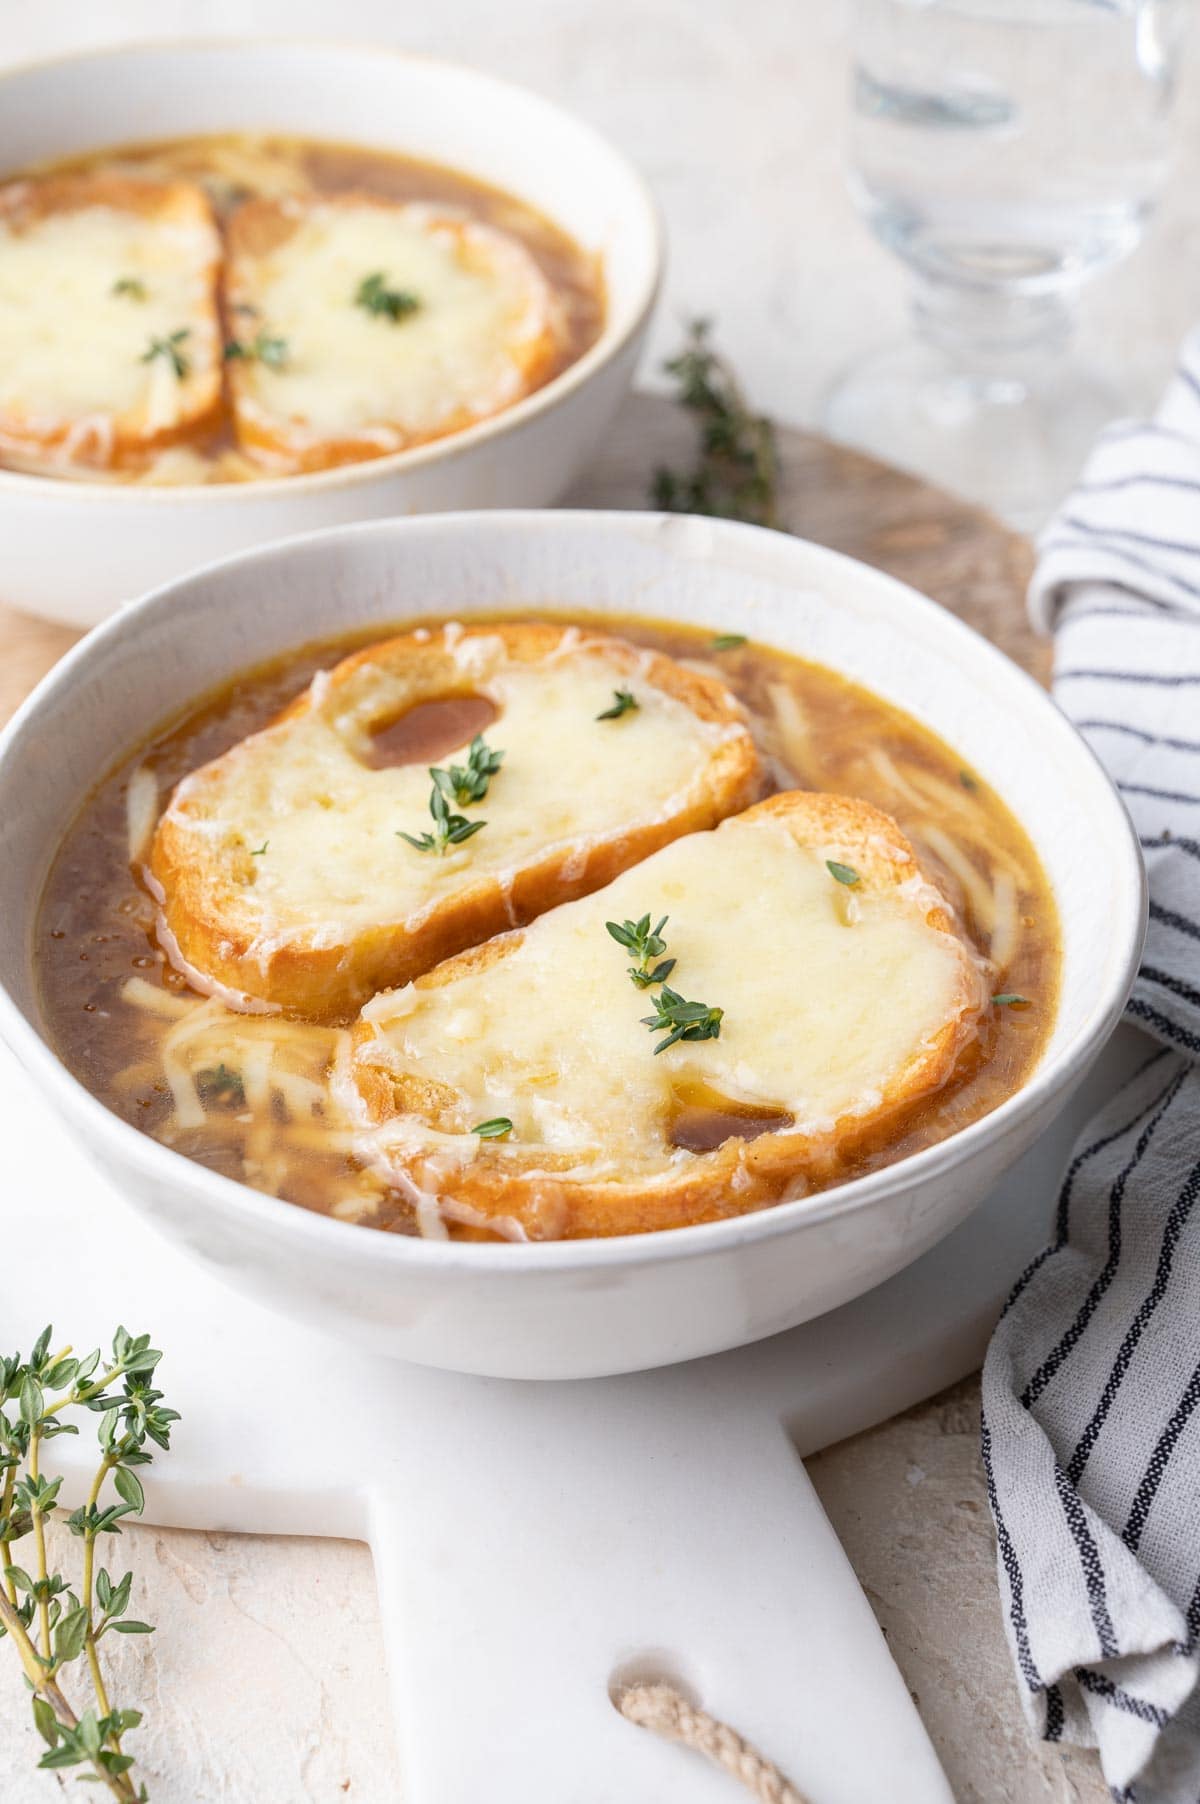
[981,335,1200,1803]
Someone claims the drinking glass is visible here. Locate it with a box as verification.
[825,0,1190,527]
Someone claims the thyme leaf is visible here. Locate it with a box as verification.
[354,272,420,323]
[710,633,747,651]
[139,330,190,380]
[826,860,860,887]
[471,1117,513,1139]
[249,840,269,857]
[196,1062,245,1110]
[111,278,146,302]
[640,986,724,1055]
[399,785,487,856]
[605,913,677,989]
[224,329,290,370]
[993,993,1031,1008]
[651,318,778,527]
[596,689,638,721]
[430,736,504,808]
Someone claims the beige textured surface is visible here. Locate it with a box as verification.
[2,1524,401,1804]
[809,1382,1108,1804]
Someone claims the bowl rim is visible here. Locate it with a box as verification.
[0,509,1148,1274]
[0,36,665,508]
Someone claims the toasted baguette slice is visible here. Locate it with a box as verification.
[224,195,563,472]
[345,792,992,1240]
[0,174,222,471]
[149,622,761,1018]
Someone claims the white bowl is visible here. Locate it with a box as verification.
[0,42,661,627]
[0,512,1146,1378]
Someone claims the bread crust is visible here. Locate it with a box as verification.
[224,194,563,473]
[0,174,223,469]
[149,622,762,1018]
[347,790,992,1240]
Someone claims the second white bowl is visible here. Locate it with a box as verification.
[0,41,662,626]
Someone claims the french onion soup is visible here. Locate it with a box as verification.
[0,133,604,484]
[37,614,1060,1242]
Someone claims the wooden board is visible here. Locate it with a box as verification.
[575,392,1044,680]
[0,391,1044,730]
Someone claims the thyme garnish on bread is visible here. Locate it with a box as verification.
[139,330,190,381]
[399,735,504,855]
[432,735,504,807]
[223,329,289,369]
[651,318,779,527]
[605,913,723,1051]
[605,913,676,989]
[471,1117,513,1140]
[0,1326,178,1801]
[641,986,724,1055]
[596,688,638,721]
[826,860,860,887]
[398,785,487,856]
[354,271,420,323]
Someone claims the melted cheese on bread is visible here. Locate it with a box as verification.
[347,793,991,1240]
[0,176,222,470]
[225,196,562,471]
[149,623,761,1017]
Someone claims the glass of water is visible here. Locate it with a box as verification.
[825,0,1189,527]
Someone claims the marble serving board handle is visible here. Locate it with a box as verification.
[368,1370,952,1803]
[0,1025,1150,1801]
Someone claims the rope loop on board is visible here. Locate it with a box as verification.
[615,1680,809,1804]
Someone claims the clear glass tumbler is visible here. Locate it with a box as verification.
[826,0,1189,527]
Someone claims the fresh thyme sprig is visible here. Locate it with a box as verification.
[399,785,487,856]
[224,329,289,370]
[640,986,724,1055]
[651,318,779,527]
[431,736,504,808]
[355,272,420,323]
[606,914,677,990]
[401,735,502,854]
[139,331,190,381]
[111,278,146,302]
[607,915,723,1047]
[0,1325,178,1802]
[596,689,638,721]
